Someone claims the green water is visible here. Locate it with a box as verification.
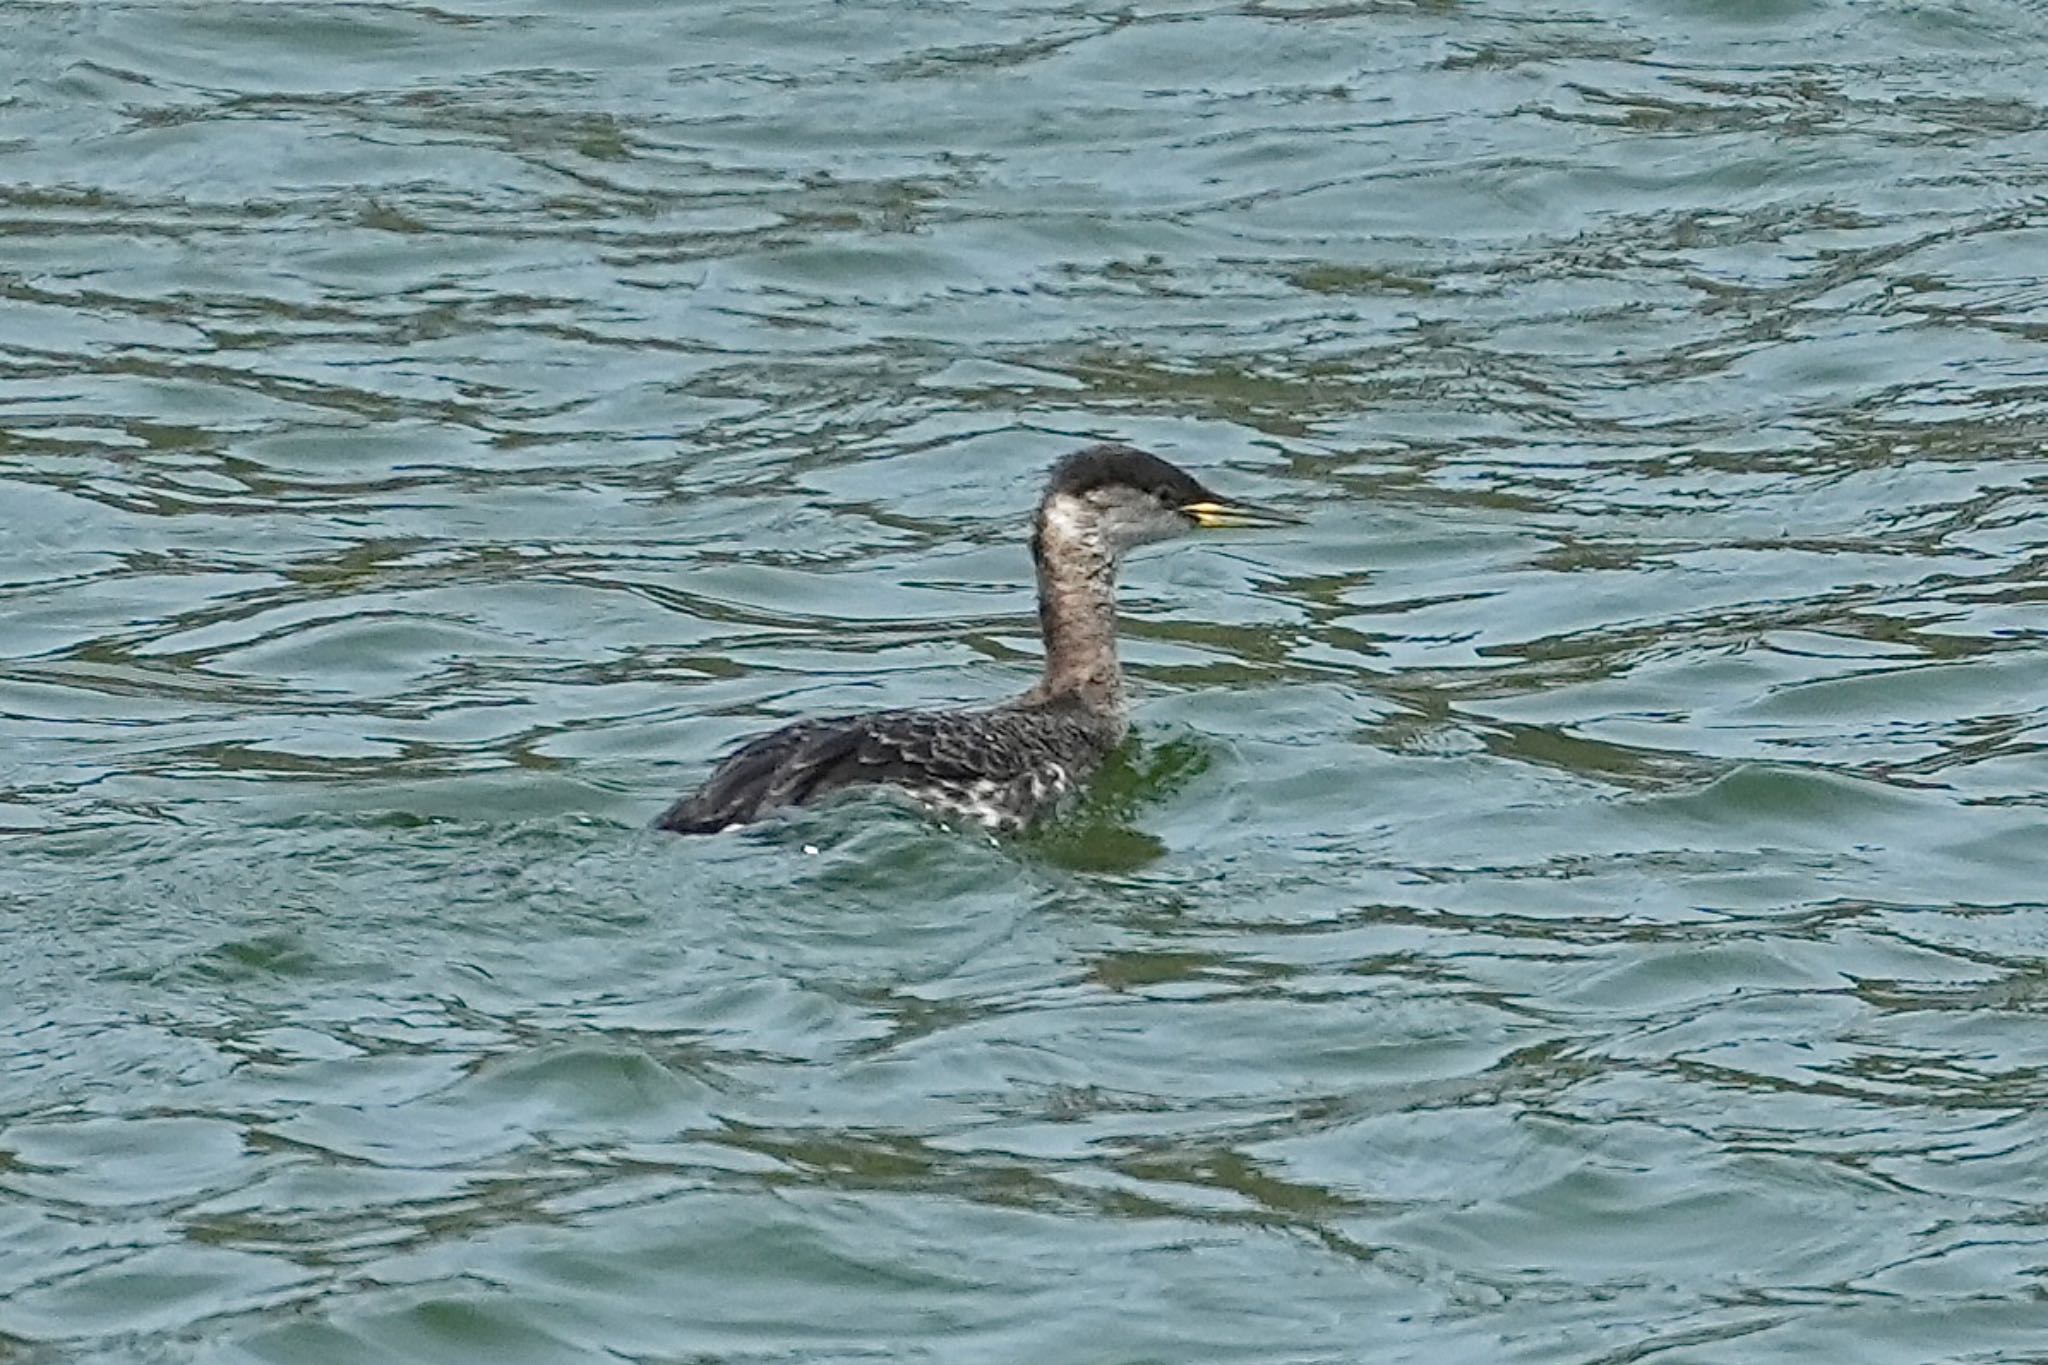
[5,2,2048,1360]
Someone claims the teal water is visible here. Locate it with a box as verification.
[4,2,2048,1361]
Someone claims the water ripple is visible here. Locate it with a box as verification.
[4,0,2048,1361]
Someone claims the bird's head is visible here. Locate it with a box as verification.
[1033,443,1299,563]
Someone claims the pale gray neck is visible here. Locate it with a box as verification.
[1021,499,1125,714]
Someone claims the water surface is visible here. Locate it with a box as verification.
[4,2,2048,1361]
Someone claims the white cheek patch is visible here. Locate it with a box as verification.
[1041,492,1094,546]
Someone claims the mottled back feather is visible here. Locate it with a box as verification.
[654,701,1122,833]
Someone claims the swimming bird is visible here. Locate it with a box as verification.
[656,443,1299,834]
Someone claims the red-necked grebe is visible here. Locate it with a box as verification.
[656,443,1299,834]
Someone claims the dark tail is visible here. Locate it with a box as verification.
[653,720,860,834]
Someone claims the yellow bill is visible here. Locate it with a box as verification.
[1181,498,1304,530]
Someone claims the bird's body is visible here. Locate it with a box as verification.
[654,697,1122,834]
[656,444,1295,835]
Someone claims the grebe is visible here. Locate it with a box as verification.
[656,443,1298,833]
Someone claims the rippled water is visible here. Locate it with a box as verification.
[5,2,2048,1361]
